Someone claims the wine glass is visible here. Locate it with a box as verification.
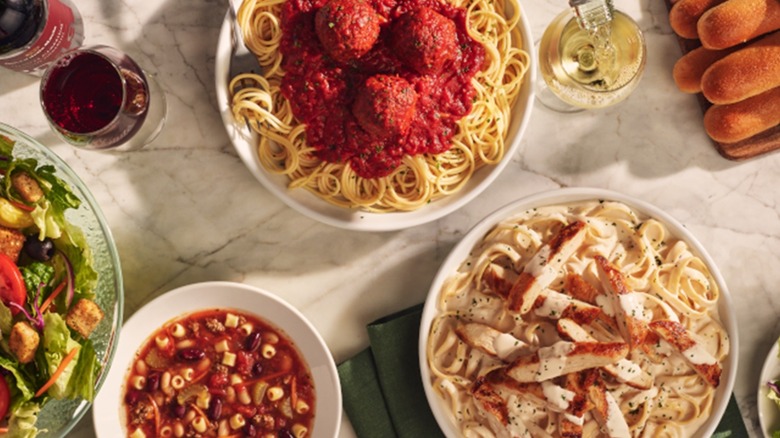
[535,0,646,112]
[39,45,167,150]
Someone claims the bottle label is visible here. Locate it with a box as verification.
[0,0,84,75]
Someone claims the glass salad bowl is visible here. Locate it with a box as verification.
[0,123,123,437]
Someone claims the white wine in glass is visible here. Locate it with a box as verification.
[537,1,646,111]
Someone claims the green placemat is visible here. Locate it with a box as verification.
[338,304,748,438]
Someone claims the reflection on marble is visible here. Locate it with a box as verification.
[0,0,775,436]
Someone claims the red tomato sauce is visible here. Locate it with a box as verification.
[122,309,315,437]
[280,0,486,178]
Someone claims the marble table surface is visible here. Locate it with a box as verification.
[0,0,775,436]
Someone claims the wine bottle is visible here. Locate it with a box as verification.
[0,0,84,75]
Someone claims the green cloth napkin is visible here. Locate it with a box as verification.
[338,304,749,438]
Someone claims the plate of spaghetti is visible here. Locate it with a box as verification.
[419,188,737,437]
[215,0,534,230]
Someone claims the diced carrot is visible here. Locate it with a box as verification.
[35,347,79,397]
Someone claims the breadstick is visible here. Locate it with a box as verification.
[698,0,780,49]
[703,86,780,143]
[701,31,780,104]
[672,46,736,93]
[669,0,726,39]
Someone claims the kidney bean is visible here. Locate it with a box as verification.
[244,332,262,352]
[146,373,160,392]
[177,348,205,361]
[278,429,294,438]
[170,402,186,418]
[252,362,264,377]
[207,397,223,421]
[124,390,142,405]
[243,423,257,437]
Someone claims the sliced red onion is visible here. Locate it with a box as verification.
[9,300,43,331]
[768,380,780,397]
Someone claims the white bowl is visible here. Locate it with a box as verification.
[214,1,536,231]
[92,281,341,438]
[418,187,738,437]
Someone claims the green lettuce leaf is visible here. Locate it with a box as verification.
[30,200,62,241]
[1,159,80,212]
[0,356,35,406]
[64,339,97,402]
[771,383,780,408]
[39,313,99,401]
[5,401,42,438]
[55,225,97,303]
[20,262,55,314]
[0,300,12,339]
[41,313,80,399]
[0,135,14,170]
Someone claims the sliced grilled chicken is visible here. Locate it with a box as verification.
[454,323,527,360]
[482,371,580,415]
[556,317,595,342]
[564,273,601,305]
[557,318,653,390]
[507,340,628,383]
[475,369,597,437]
[533,289,604,325]
[595,255,650,350]
[588,382,631,438]
[649,320,722,387]
[556,370,598,438]
[508,221,587,314]
[471,376,510,426]
[559,416,584,438]
[482,263,517,299]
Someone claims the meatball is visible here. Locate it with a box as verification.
[315,0,381,63]
[352,74,418,138]
[392,7,458,74]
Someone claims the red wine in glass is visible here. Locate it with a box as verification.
[40,45,164,149]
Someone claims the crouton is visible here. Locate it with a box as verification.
[11,172,43,204]
[0,226,24,262]
[9,321,40,364]
[66,299,104,338]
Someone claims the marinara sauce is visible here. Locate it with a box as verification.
[123,309,315,438]
[280,0,486,178]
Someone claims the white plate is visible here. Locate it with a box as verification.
[759,338,780,437]
[418,187,738,438]
[92,281,341,438]
[214,2,536,231]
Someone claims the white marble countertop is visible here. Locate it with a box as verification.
[0,0,774,436]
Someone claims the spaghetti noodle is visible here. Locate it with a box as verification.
[425,200,729,437]
[230,0,530,212]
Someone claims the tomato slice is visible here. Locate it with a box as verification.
[0,375,9,420]
[0,254,25,315]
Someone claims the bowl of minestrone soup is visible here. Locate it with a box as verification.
[92,281,341,438]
